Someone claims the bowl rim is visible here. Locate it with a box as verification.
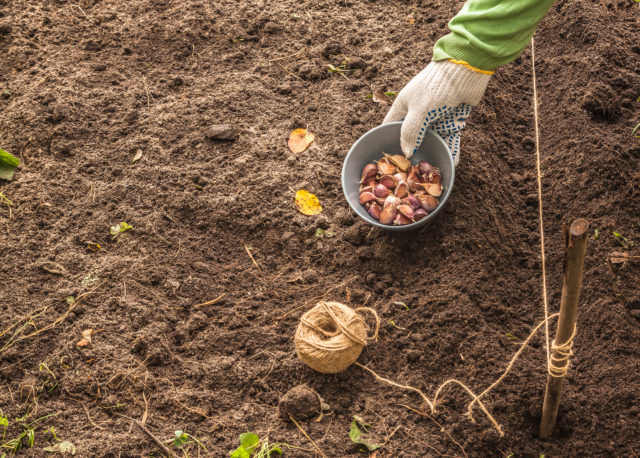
[341,122,455,231]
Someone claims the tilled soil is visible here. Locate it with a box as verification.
[1,0,639,456]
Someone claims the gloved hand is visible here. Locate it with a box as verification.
[383,60,492,165]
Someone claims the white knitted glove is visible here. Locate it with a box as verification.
[383,60,492,165]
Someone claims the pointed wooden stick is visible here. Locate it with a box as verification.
[539,218,589,439]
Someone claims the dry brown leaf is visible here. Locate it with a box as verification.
[76,338,91,347]
[610,251,640,264]
[372,89,392,106]
[288,128,315,153]
[77,329,95,346]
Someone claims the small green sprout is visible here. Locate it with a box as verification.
[0,411,8,443]
[172,430,208,454]
[366,91,397,99]
[39,363,58,392]
[594,228,599,240]
[612,231,627,247]
[109,222,132,240]
[315,228,335,238]
[327,63,350,79]
[394,301,410,311]
[0,192,13,207]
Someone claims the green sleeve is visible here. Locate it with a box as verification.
[432,0,555,71]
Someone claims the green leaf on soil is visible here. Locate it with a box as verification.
[349,418,380,452]
[43,441,76,455]
[239,432,259,452]
[230,432,260,457]
[0,148,19,181]
[110,222,132,239]
[173,430,189,448]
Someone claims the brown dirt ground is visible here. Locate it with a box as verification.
[1,0,640,456]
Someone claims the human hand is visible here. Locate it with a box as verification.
[383,60,492,165]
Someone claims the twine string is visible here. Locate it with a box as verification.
[531,37,576,377]
[548,325,576,378]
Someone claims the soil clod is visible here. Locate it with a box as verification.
[206,124,239,141]
[278,384,321,421]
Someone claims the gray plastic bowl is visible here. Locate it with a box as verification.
[341,122,455,231]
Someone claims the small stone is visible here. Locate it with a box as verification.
[223,51,245,62]
[406,349,421,362]
[356,246,373,260]
[629,309,640,320]
[302,269,318,283]
[206,124,238,141]
[321,41,341,58]
[525,193,538,207]
[50,137,72,155]
[481,428,501,446]
[278,385,321,420]
[262,22,283,34]
[383,47,393,57]
[510,173,523,184]
[277,83,292,95]
[365,272,376,284]
[348,57,367,69]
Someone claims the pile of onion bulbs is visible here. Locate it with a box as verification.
[359,154,443,226]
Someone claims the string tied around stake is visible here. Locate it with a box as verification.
[548,325,576,378]
[295,301,380,374]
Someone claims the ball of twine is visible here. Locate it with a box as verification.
[295,301,379,374]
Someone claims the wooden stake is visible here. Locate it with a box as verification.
[539,218,589,439]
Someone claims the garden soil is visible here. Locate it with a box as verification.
[1,0,639,456]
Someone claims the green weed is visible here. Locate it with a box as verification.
[0,413,58,454]
[172,430,208,456]
[230,432,290,457]
[327,63,350,79]
[110,222,132,240]
[349,416,380,452]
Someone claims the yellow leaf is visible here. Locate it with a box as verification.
[86,242,101,252]
[295,190,322,216]
[288,128,315,153]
